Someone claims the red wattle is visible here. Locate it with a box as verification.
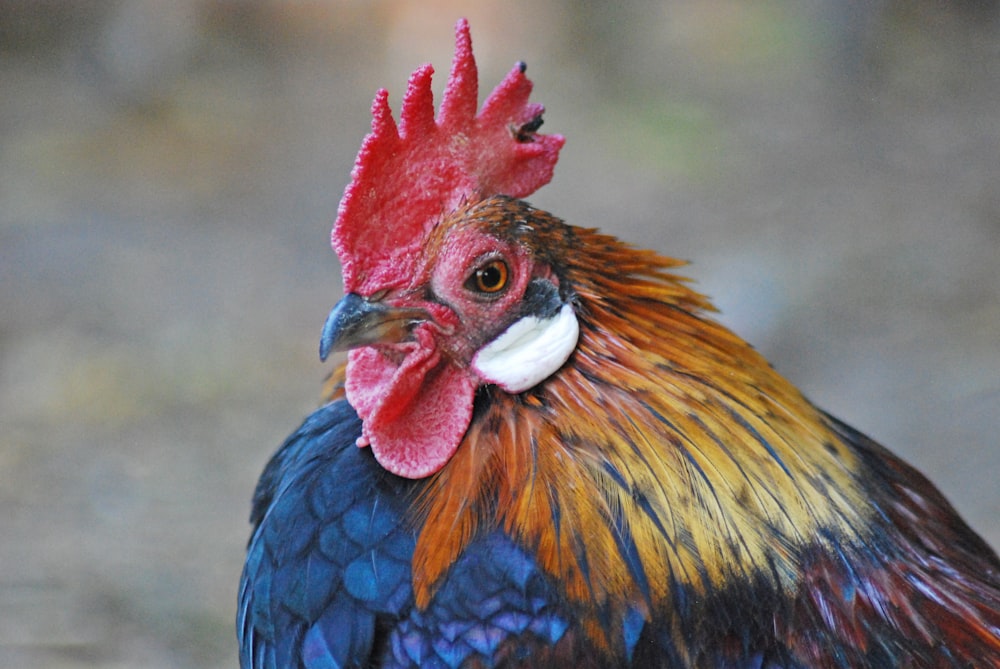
[344,344,476,479]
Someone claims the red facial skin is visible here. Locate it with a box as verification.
[345,221,553,479]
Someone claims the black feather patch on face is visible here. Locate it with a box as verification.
[520,279,563,320]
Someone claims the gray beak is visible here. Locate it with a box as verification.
[319,293,427,361]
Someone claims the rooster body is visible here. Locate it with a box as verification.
[239,22,1000,669]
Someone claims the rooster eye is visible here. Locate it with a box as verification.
[468,260,509,295]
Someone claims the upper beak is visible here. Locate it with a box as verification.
[319,292,428,361]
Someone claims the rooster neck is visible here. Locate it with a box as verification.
[410,231,873,647]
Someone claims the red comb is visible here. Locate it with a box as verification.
[332,19,565,295]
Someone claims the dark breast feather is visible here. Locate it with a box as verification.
[773,415,1000,668]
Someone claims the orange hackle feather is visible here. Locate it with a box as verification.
[328,197,852,654]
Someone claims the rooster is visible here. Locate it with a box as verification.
[238,20,1000,668]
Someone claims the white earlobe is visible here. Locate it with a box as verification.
[472,303,579,393]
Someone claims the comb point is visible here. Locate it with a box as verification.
[400,64,436,139]
[369,88,399,145]
[479,62,532,126]
[438,19,478,128]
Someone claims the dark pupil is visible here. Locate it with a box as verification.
[478,265,502,289]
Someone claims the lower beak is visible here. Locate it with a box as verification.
[319,293,428,361]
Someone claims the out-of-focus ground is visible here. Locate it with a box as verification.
[1,1,998,667]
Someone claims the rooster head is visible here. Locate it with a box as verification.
[320,20,569,478]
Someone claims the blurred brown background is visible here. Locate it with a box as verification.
[1,1,998,667]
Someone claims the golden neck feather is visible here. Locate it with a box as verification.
[411,226,870,622]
